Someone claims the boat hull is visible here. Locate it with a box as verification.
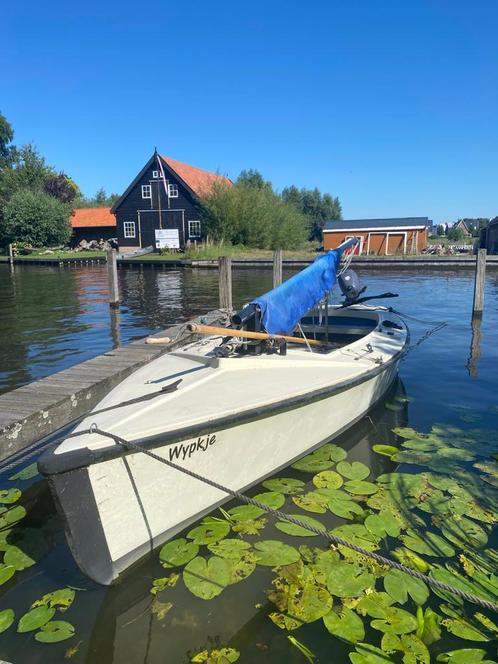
[48,359,399,585]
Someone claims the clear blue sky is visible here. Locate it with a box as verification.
[2,0,497,223]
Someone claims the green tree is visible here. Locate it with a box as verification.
[0,111,16,168]
[236,169,272,192]
[200,180,308,250]
[281,185,341,242]
[447,225,465,242]
[1,189,72,246]
[44,172,80,203]
[0,144,54,204]
[75,188,120,208]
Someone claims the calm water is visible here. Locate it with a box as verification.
[0,263,497,663]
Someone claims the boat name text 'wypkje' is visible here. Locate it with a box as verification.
[168,435,216,461]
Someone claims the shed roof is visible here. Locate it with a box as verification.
[161,155,232,197]
[71,208,116,228]
[324,217,430,231]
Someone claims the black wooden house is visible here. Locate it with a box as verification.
[111,152,231,252]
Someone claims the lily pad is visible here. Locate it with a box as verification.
[326,562,375,598]
[32,588,76,612]
[372,445,398,457]
[9,463,39,481]
[4,545,36,571]
[436,649,493,664]
[0,564,15,585]
[187,521,231,544]
[0,489,21,504]
[262,478,305,494]
[350,642,395,664]
[392,451,433,465]
[370,606,418,634]
[416,606,442,645]
[323,607,365,643]
[0,608,14,634]
[392,547,431,573]
[159,538,199,568]
[440,517,488,549]
[275,514,325,537]
[382,633,430,663]
[183,556,230,600]
[253,540,300,567]
[151,599,173,620]
[384,569,429,605]
[332,524,380,552]
[17,606,56,633]
[312,471,343,489]
[34,620,75,643]
[401,530,455,557]
[252,491,285,510]
[232,517,267,535]
[0,505,26,527]
[344,480,378,495]
[226,553,256,584]
[316,442,348,462]
[227,505,264,522]
[207,539,251,559]
[287,582,333,624]
[292,452,333,472]
[336,461,370,480]
[365,511,401,539]
[443,617,491,642]
[292,492,328,514]
[357,592,396,618]
[150,573,179,594]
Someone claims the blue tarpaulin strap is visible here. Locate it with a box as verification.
[252,249,343,335]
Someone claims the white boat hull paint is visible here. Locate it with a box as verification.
[41,304,408,585]
[49,361,398,585]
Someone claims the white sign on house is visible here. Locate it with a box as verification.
[155,229,180,249]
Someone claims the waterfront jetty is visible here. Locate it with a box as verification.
[0,312,223,463]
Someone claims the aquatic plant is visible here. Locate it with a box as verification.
[148,420,498,662]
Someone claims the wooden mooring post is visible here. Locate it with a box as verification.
[8,243,14,266]
[273,249,283,287]
[107,248,120,307]
[218,256,232,311]
[472,248,486,317]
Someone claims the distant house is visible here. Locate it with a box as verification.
[111,151,232,252]
[323,218,431,255]
[453,220,476,237]
[483,216,498,255]
[70,208,116,245]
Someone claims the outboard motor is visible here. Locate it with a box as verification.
[338,269,366,304]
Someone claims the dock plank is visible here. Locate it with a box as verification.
[0,312,221,463]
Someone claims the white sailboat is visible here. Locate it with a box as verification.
[39,239,408,585]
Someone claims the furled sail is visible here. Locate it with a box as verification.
[252,247,345,336]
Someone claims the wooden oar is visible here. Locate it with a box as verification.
[146,324,331,347]
[185,323,330,347]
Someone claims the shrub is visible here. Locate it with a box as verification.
[200,182,308,250]
[1,189,72,247]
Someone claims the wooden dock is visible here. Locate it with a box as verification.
[2,254,498,269]
[0,312,222,463]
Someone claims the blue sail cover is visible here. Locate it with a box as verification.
[252,249,343,335]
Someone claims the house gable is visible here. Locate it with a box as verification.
[112,152,229,250]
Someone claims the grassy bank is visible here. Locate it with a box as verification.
[13,250,106,260]
[132,244,320,261]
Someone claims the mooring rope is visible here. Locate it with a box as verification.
[71,425,498,613]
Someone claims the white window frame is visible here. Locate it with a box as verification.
[152,170,159,179]
[123,221,136,239]
[141,184,152,199]
[189,220,201,238]
[168,183,179,198]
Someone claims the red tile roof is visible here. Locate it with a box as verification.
[71,208,116,228]
[161,155,232,197]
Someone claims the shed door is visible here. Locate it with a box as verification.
[138,210,185,249]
